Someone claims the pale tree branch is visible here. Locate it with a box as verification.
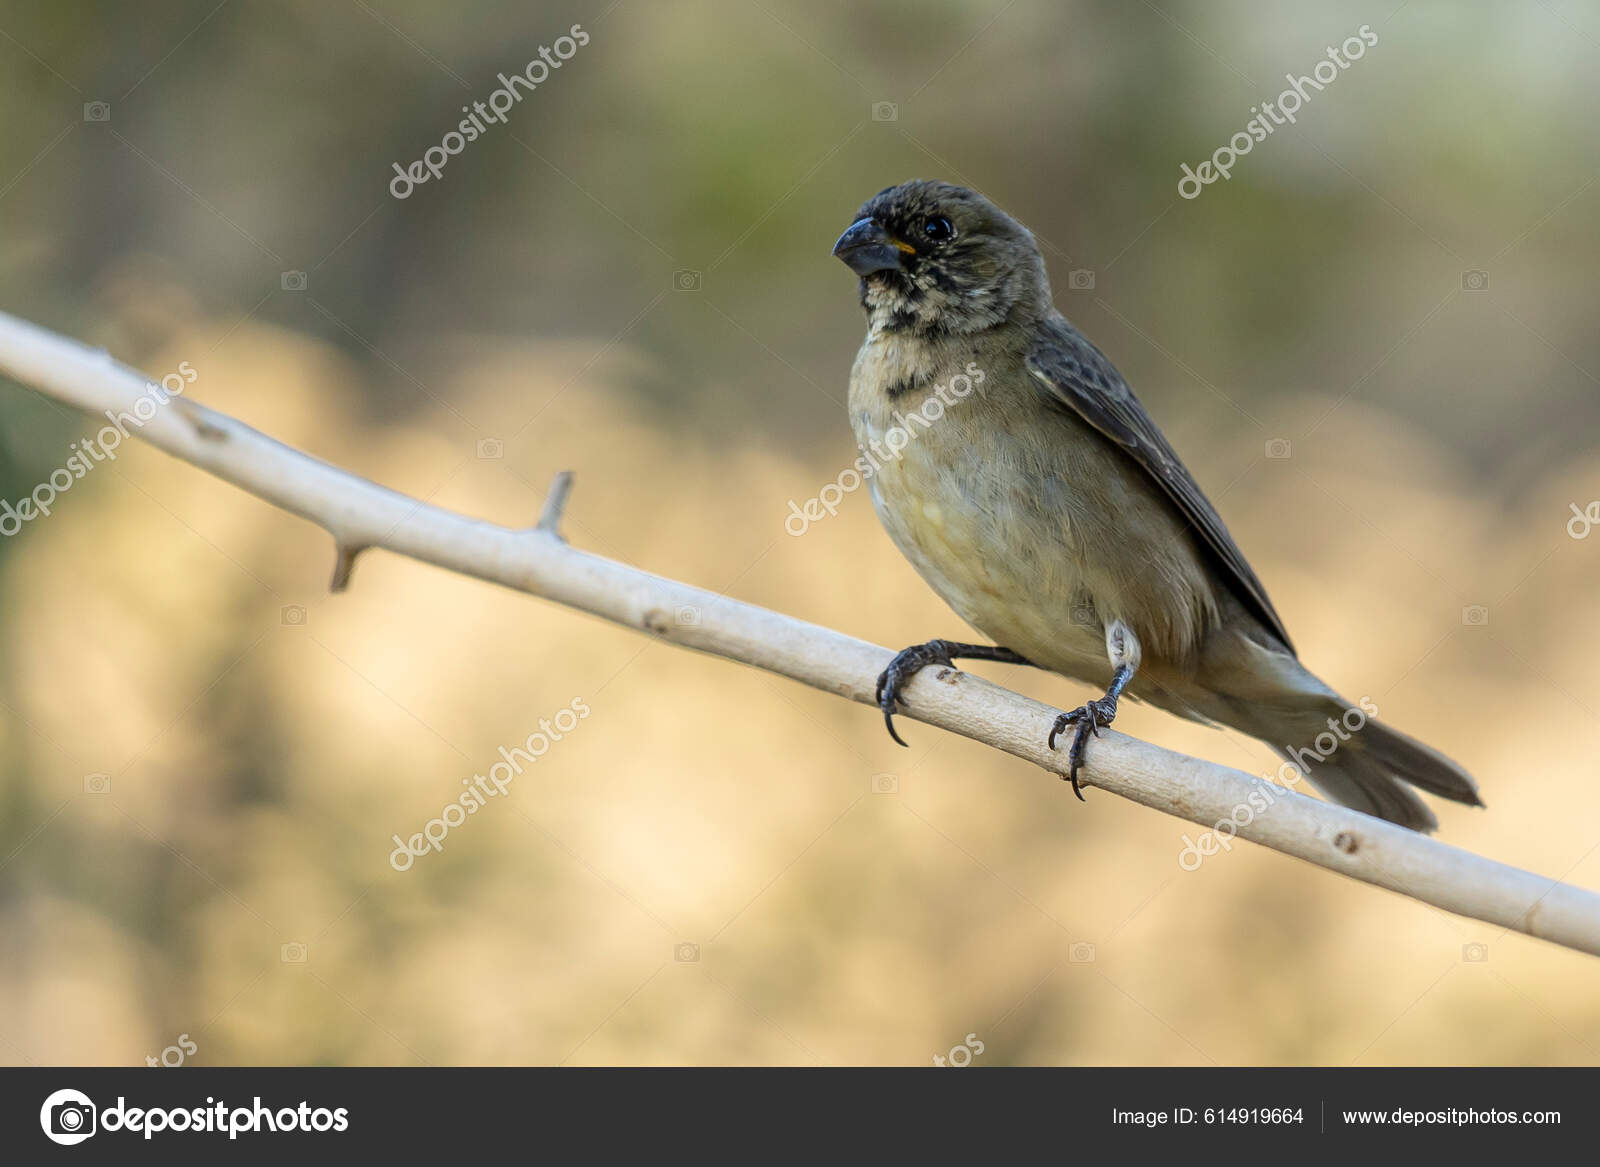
[1,308,1597,957]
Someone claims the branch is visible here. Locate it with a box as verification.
[2,308,1597,958]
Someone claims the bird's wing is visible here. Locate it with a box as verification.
[1025,315,1295,654]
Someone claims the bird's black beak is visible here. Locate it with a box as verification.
[832,218,912,277]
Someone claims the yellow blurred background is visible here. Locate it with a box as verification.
[1,0,1598,1065]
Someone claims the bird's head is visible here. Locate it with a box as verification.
[832,179,1049,334]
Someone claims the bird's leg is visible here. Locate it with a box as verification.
[876,639,1034,747]
[1049,620,1141,800]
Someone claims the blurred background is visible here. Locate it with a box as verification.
[1,0,1597,1066]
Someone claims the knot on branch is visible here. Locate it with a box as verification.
[177,400,228,441]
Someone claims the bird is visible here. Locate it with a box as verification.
[831,179,1482,831]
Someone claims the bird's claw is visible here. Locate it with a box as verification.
[875,640,956,747]
[1048,696,1119,800]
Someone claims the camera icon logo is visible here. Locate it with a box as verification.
[280,604,307,627]
[871,101,899,122]
[476,437,504,460]
[1462,942,1489,962]
[1461,605,1489,627]
[83,773,111,794]
[1069,941,1096,963]
[1070,603,1097,628]
[40,1088,97,1145]
[673,605,701,627]
[672,269,702,292]
[83,101,111,123]
[1264,438,1292,460]
[674,942,700,963]
[1461,270,1489,292]
[1067,269,1095,291]
[871,773,898,795]
[281,941,308,963]
[280,270,308,292]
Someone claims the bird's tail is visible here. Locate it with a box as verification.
[1231,689,1483,833]
[1173,634,1484,832]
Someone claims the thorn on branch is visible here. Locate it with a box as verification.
[329,543,367,593]
[535,470,575,540]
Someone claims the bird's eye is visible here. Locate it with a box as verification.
[922,216,954,242]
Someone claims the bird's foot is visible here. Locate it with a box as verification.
[1048,695,1121,800]
[875,640,958,747]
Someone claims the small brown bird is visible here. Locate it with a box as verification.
[833,179,1482,831]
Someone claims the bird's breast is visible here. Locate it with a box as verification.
[844,331,1217,674]
[847,338,1105,671]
